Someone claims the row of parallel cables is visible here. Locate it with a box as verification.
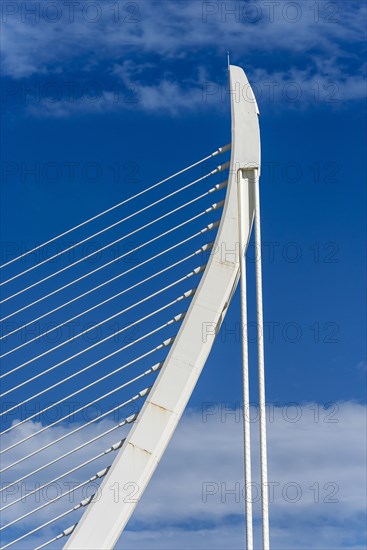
[0,144,231,549]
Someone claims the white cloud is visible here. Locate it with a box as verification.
[1,1,365,115]
[0,415,130,548]
[1,401,365,549]
[116,401,366,549]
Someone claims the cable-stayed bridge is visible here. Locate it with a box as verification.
[0,65,269,550]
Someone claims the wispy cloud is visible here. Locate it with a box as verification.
[1,1,365,116]
[118,400,366,549]
[1,401,366,548]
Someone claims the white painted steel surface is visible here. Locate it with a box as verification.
[238,170,254,550]
[64,64,261,549]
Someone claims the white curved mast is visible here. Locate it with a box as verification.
[64,64,263,550]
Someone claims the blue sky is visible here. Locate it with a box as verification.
[0,1,366,549]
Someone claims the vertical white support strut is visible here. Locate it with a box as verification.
[253,168,270,550]
[237,171,253,550]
